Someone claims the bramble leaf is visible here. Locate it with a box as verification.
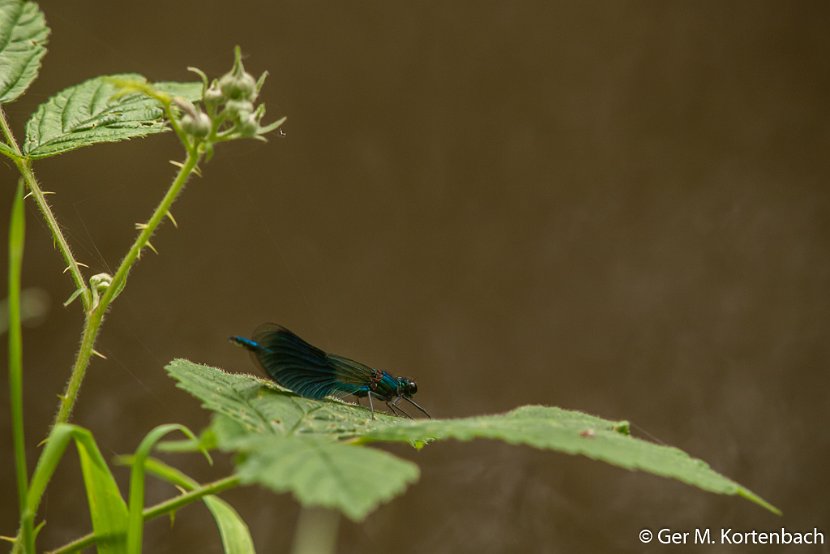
[231,434,419,521]
[166,360,418,520]
[165,359,780,519]
[166,358,398,440]
[360,406,781,512]
[0,0,49,104]
[23,75,201,158]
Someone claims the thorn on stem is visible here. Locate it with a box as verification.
[165,211,178,228]
[92,349,108,360]
[63,288,84,307]
[145,241,159,255]
[135,222,149,230]
[66,262,89,272]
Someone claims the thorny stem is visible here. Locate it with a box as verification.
[52,146,202,427]
[0,62,273,551]
[1,87,206,552]
[46,475,241,554]
[0,107,92,311]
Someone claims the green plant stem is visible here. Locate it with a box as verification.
[290,508,340,554]
[52,146,202,427]
[8,181,33,554]
[47,475,240,554]
[53,313,99,424]
[143,475,239,519]
[0,107,91,311]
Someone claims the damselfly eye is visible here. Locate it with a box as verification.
[406,380,418,395]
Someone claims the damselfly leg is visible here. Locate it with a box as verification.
[402,396,431,418]
[387,399,412,418]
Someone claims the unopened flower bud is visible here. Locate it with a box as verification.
[225,99,254,120]
[219,73,257,101]
[204,83,223,106]
[181,111,211,138]
[238,114,258,137]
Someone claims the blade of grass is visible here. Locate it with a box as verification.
[25,424,128,553]
[48,475,241,554]
[126,424,200,554]
[75,437,129,553]
[8,180,31,553]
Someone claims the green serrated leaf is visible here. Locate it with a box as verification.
[165,359,780,516]
[0,0,49,104]
[23,76,202,158]
[232,434,419,521]
[165,359,397,441]
[361,406,781,513]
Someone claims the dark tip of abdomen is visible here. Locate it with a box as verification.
[229,336,259,351]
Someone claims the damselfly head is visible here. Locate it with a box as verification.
[397,377,418,397]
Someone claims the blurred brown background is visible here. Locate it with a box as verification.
[1,1,829,552]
